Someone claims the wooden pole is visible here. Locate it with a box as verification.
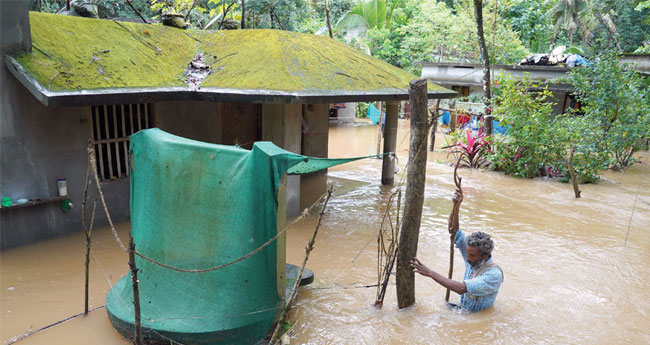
[429,99,441,151]
[396,79,428,309]
[128,236,143,345]
[567,147,581,198]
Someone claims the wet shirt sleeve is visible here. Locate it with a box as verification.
[454,230,467,261]
[464,268,503,297]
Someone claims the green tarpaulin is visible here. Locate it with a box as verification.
[106,129,382,345]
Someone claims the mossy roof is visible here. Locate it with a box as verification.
[6,12,455,106]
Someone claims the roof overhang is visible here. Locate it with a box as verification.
[5,55,456,106]
[7,12,456,107]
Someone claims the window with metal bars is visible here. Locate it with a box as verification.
[91,104,155,181]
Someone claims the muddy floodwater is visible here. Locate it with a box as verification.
[2,120,649,344]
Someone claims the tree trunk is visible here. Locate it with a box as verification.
[240,0,246,29]
[325,0,333,38]
[473,0,492,136]
[396,79,429,309]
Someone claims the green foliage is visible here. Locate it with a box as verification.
[489,77,565,178]
[489,53,650,183]
[245,0,310,31]
[503,0,554,53]
[569,51,650,170]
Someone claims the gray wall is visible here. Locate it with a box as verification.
[1,67,131,250]
[155,100,222,143]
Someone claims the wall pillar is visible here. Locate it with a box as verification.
[381,102,399,185]
[261,103,302,219]
[261,103,302,299]
[300,104,329,210]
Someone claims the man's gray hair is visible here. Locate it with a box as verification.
[467,231,494,255]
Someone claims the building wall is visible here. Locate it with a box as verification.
[155,100,222,143]
[0,1,128,250]
[0,68,132,250]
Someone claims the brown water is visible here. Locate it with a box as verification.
[2,120,649,344]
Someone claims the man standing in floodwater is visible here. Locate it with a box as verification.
[410,191,503,312]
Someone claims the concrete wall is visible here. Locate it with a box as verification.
[0,1,129,250]
[336,103,356,123]
[1,67,131,250]
[155,100,222,143]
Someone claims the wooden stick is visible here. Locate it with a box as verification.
[82,143,91,315]
[567,147,581,198]
[445,158,463,301]
[125,0,148,23]
[269,187,333,344]
[375,190,401,307]
[128,236,143,345]
[429,99,441,151]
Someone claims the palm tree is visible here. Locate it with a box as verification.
[334,0,395,38]
[551,0,622,51]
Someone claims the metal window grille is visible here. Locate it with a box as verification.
[91,104,154,181]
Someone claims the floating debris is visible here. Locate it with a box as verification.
[184,53,212,91]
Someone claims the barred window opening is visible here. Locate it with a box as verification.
[91,104,154,181]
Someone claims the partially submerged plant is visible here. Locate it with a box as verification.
[449,130,491,168]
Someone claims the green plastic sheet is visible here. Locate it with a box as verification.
[106,129,384,344]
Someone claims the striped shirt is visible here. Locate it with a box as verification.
[454,230,503,312]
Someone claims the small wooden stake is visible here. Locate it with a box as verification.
[568,147,581,198]
[429,99,441,151]
[128,237,143,345]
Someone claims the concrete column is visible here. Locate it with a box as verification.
[261,103,301,299]
[381,102,399,185]
[1,1,31,54]
[261,103,302,218]
[300,104,329,210]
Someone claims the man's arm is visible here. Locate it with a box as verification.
[410,258,467,295]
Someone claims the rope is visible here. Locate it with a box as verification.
[132,191,328,273]
[7,306,105,344]
[88,145,127,252]
[624,149,649,246]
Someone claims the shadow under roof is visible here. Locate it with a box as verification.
[6,12,455,106]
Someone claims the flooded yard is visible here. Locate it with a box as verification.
[2,120,649,344]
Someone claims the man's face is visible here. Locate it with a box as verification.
[466,245,488,268]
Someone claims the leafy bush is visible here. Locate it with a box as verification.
[449,130,491,168]
[488,76,565,178]
[569,51,650,171]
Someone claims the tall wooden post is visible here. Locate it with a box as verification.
[396,79,429,309]
[382,102,399,185]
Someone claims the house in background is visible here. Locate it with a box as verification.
[421,62,575,114]
[0,2,455,250]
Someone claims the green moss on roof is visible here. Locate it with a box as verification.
[14,12,449,95]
